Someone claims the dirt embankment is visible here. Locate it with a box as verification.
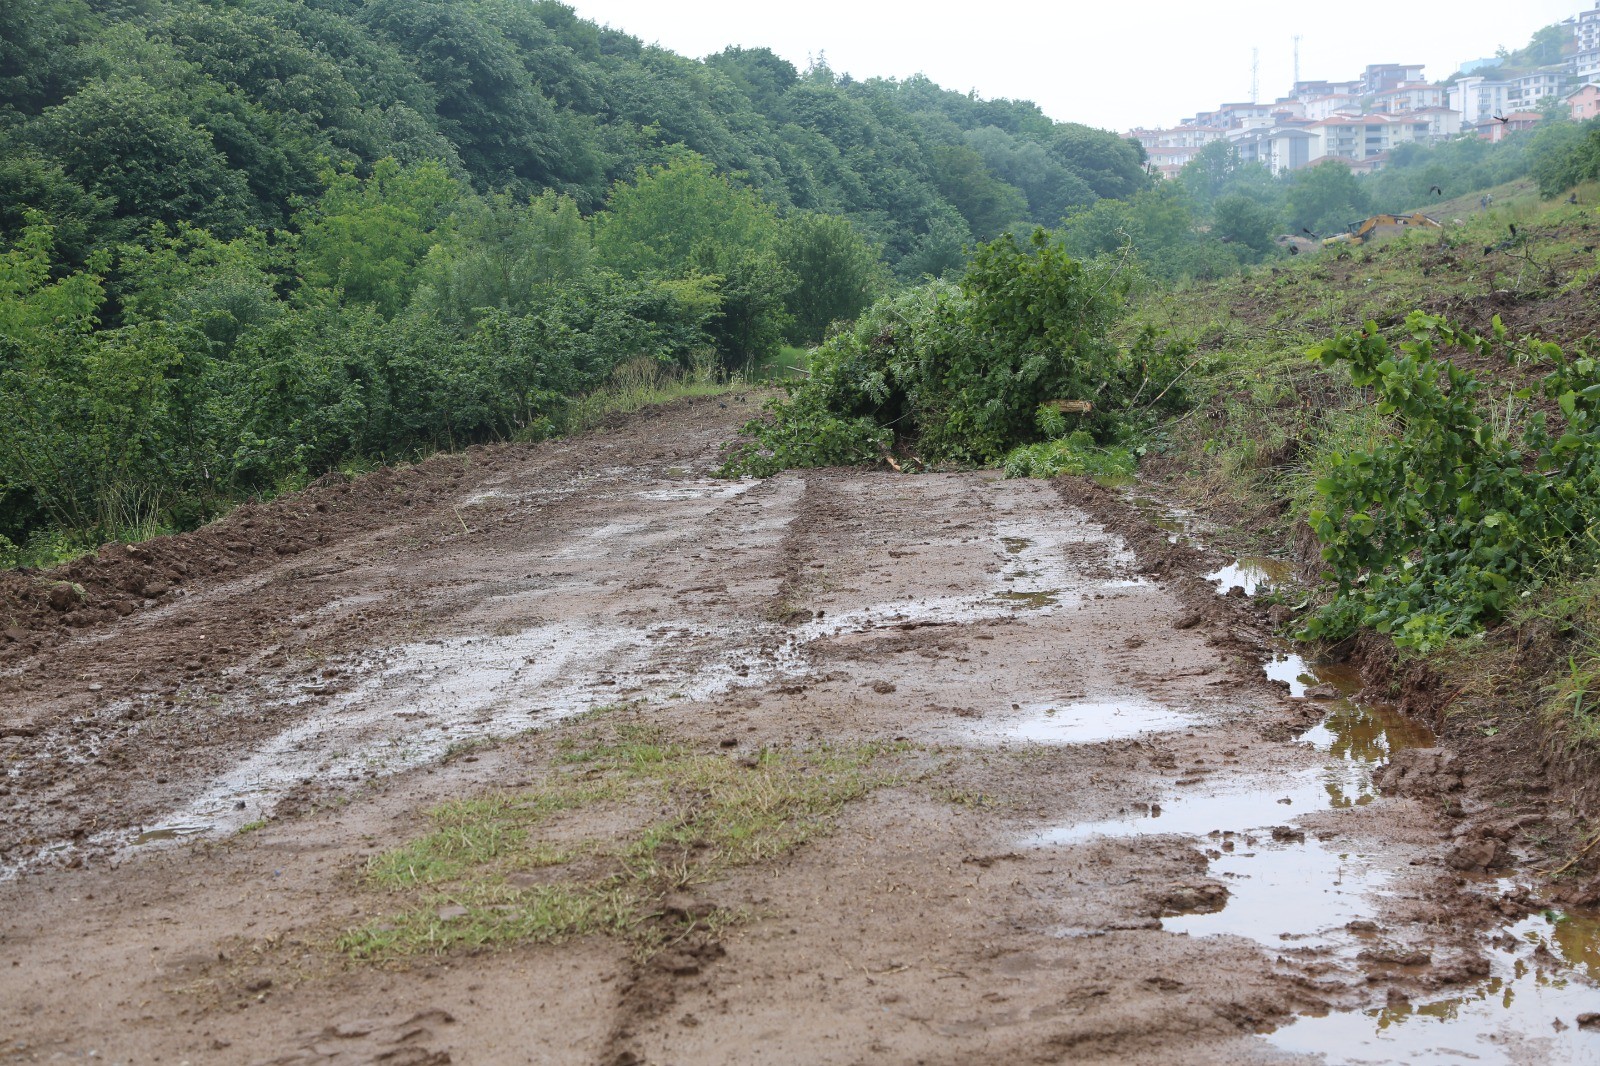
[1,396,1596,1065]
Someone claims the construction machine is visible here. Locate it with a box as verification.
[1321,212,1443,247]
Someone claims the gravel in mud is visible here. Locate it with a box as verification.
[2,397,1596,1065]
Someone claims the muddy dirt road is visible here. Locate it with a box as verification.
[2,397,1597,1065]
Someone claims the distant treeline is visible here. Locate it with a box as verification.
[1057,119,1600,282]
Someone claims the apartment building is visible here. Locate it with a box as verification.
[1573,4,1600,81]
[1508,67,1569,108]
[1290,79,1363,101]
[1302,94,1362,120]
[1362,63,1428,94]
[1229,126,1317,175]
[1450,75,1513,125]
[1374,84,1447,112]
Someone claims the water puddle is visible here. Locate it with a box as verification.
[991,590,1061,608]
[1266,651,1316,697]
[133,824,211,845]
[1208,556,1292,596]
[1267,908,1600,1064]
[984,698,1199,746]
[634,480,755,502]
[1128,496,1204,546]
[1038,674,1436,949]
[1041,769,1394,948]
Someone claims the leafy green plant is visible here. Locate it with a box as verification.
[1305,312,1600,651]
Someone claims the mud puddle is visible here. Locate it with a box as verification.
[976,697,1201,746]
[1041,768,1394,948]
[1266,651,1321,697]
[1267,907,1600,1064]
[1037,672,1435,949]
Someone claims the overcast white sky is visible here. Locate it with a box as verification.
[567,0,1586,132]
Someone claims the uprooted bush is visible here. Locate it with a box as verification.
[719,230,1194,477]
[1305,312,1600,651]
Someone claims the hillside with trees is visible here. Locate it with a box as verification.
[0,0,1150,559]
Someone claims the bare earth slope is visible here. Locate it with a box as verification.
[2,397,1595,1065]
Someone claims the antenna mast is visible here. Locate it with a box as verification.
[1251,46,1260,103]
[1293,35,1302,85]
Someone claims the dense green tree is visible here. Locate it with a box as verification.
[1285,161,1372,238]
[929,144,1030,240]
[1210,194,1279,259]
[965,125,1095,225]
[1049,124,1150,201]
[360,0,570,190]
[29,78,252,235]
[0,153,114,265]
[410,189,593,329]
[777,212,886,342]
[595,156,780,277]
[295,158,464,316]
[0,0,93,116]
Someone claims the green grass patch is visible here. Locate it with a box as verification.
[552,354,736,438]
[338,725,910,960]
[1003,430,1137,480]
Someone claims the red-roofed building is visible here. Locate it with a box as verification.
[1475,112,1543,143]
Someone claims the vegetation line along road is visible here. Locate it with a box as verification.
[9,1,1600,1061]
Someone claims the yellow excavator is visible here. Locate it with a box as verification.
[1321,212,1443,247]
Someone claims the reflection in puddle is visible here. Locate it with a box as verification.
[1301,701,1436,769]
[1268,910,1600,1064]
[1266,652,1315,697]
[991,698,1197,746]
[1129,498,1202,546]
[1207,556,1292,596]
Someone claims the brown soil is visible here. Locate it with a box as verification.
[0,397,1590,1064]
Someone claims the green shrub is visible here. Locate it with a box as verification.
[1305,312,1600,651]
[722,230,1181,475]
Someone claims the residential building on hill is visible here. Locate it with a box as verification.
[1374,83,1446,111]
[1362,63,1428,94]
[1450,75,1512,126]
[1508,67,1569,108]
[1573,4,1600,80]
[1568,82,1600,119]
[1130,5,1600,181]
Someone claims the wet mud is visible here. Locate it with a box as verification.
[1,396,1597,1065]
